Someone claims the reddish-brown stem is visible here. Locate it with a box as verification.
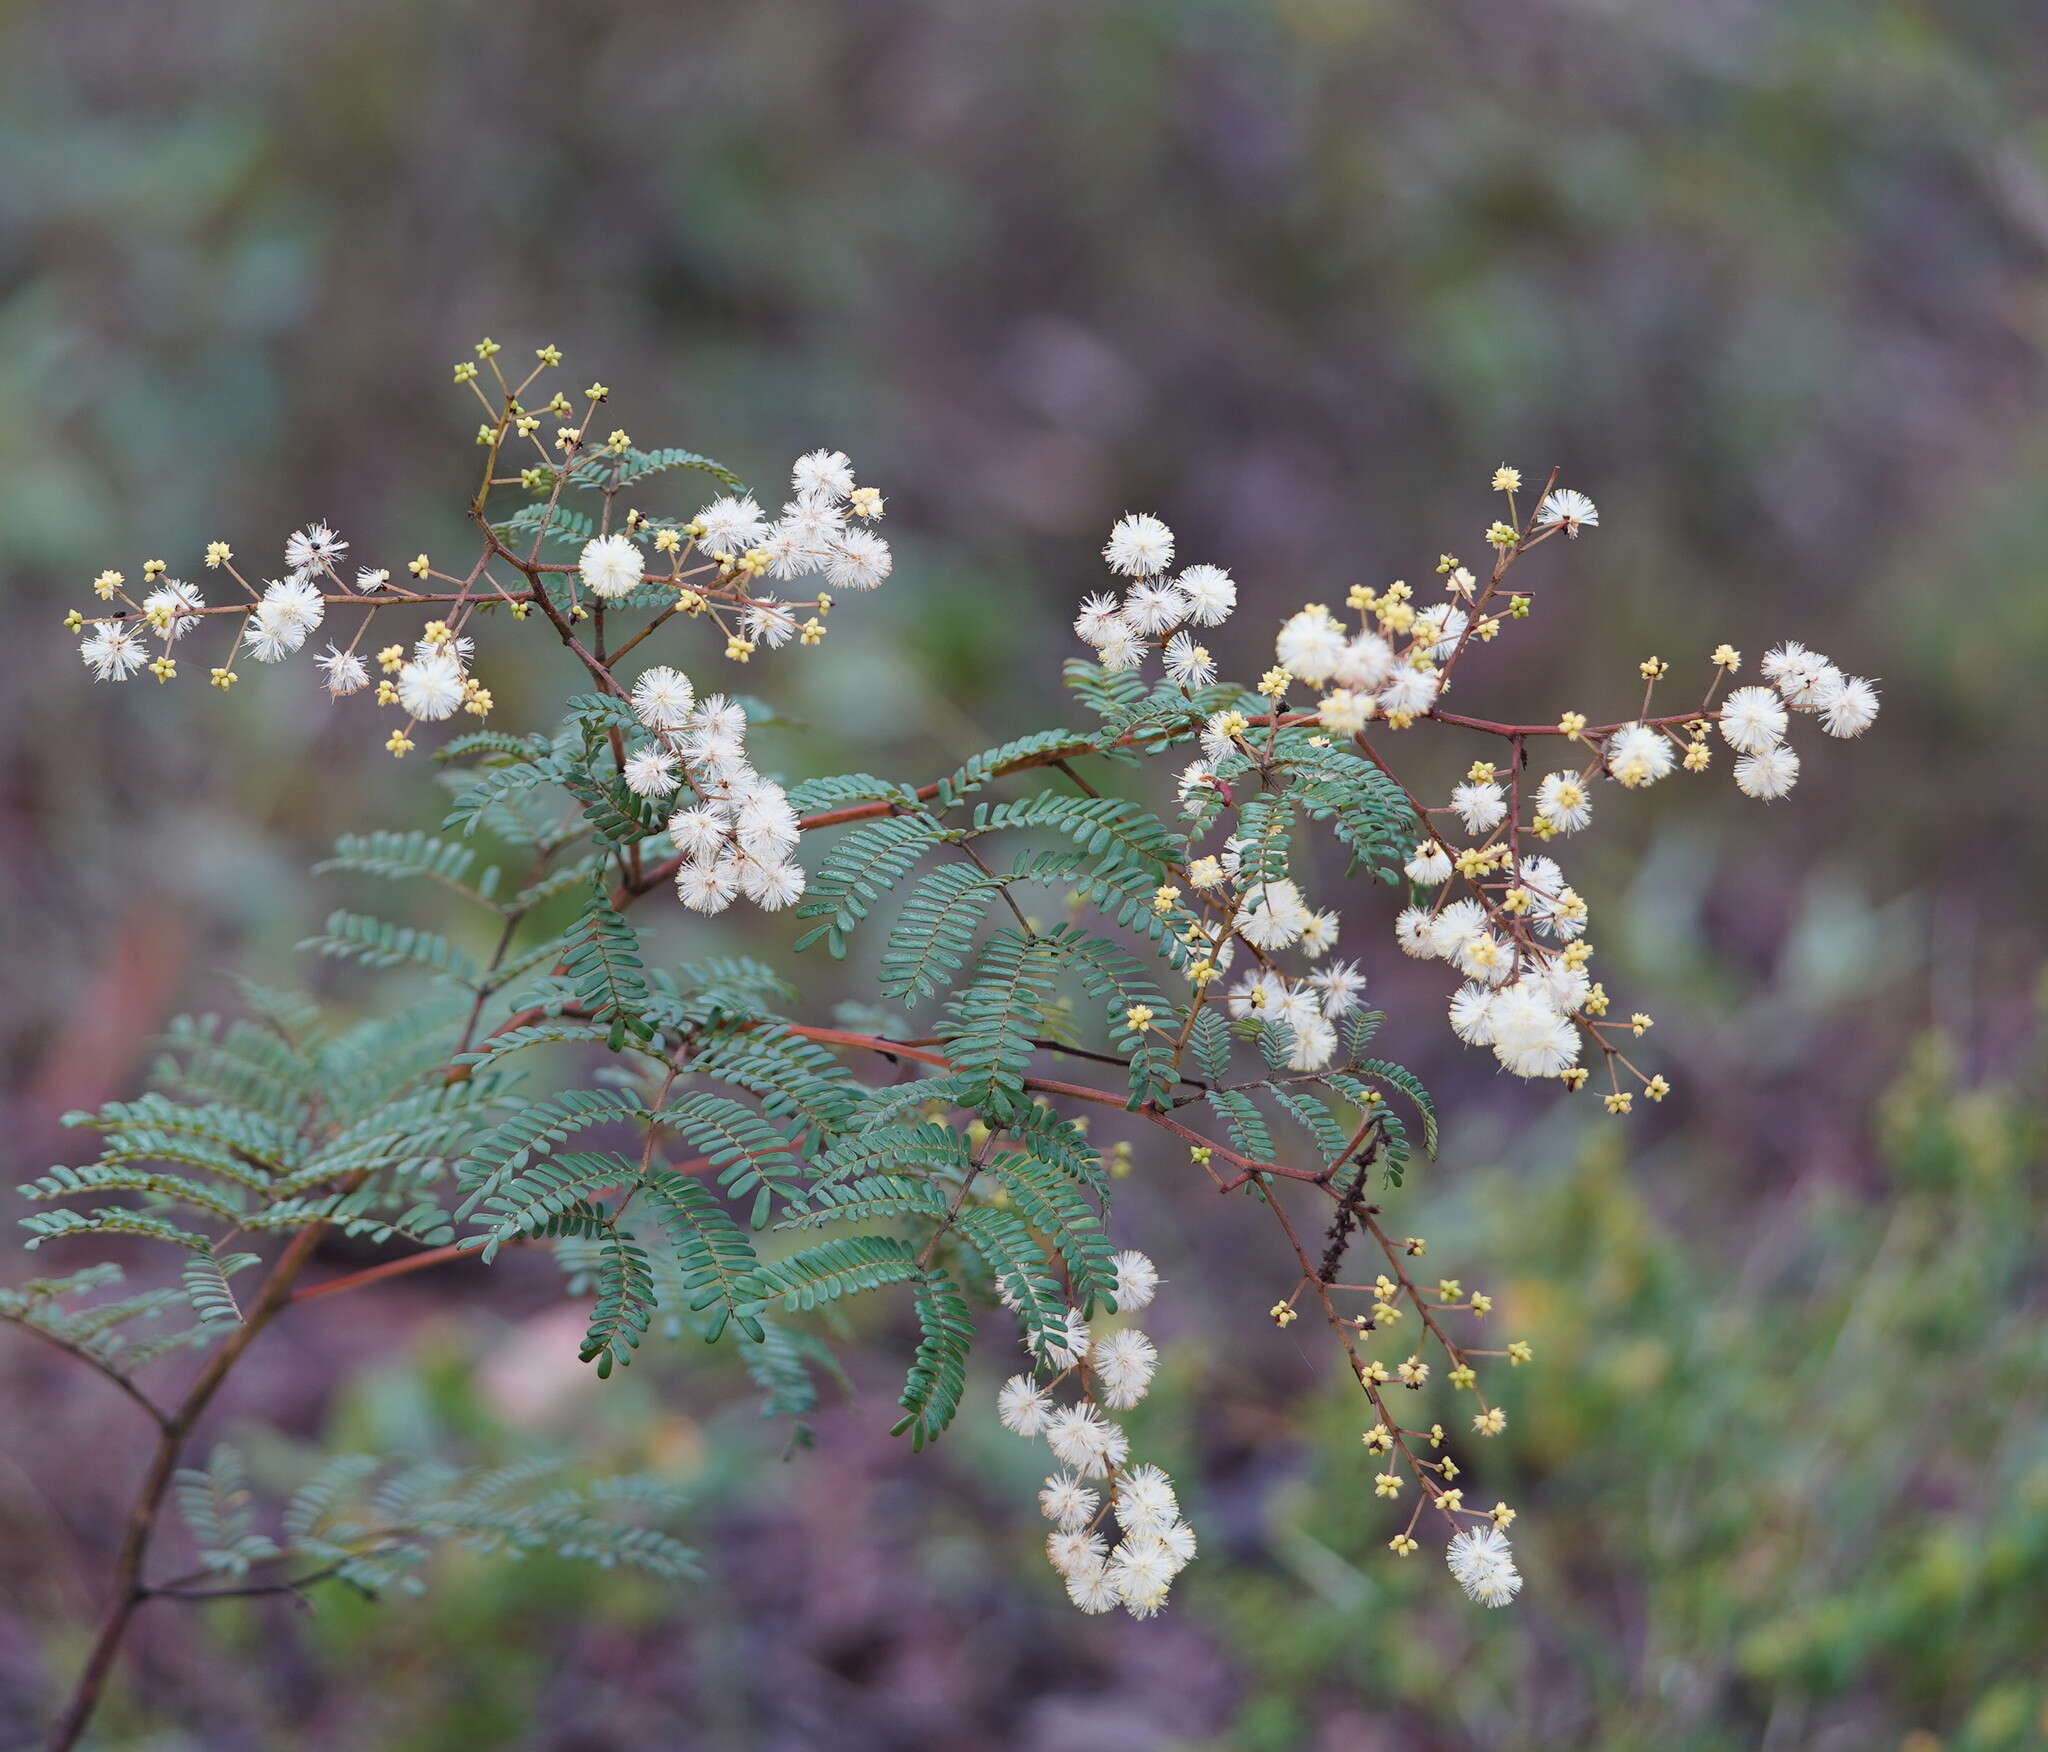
[289,1243,476,1306]
[43,1218,337,1752]
[1428,706,1710,739]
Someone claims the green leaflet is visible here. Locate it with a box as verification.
[491,502,597,551]
[1202,1088,1276,1163]
[954,1204,1068,1354]
[966,794,1186,881]
[173,1445,281,1577]
[656,1091,809,1224]
[791,813,951,957]
[891,1268,973,1450]
[739,1234,923,1312]
[567,444,744,494]
[638,1175,766,1344]
[564,884,655,1048]
[930,729,1094,808]
[578,1226,657,1377]
[984,1144,1117,1309]
[938,929,1072,1120]
[879,863,1004,1002]
[299,911,480,986]
[466,1151,634,1260]
[316,830,501,906]
[454,1088,646,1223]
[181,1251,263,1327]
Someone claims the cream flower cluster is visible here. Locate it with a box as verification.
[1072,513,1237,683]
[69,344,893,769]
[76,527,366,686]
[577,448,893,651]
[1398,850,1592,1081]
[1215,864,1367,1073]
[614,666,807,915]
[1718,639,1879,799]
[1063,479,1875,1114]
[995,1251,1198,1618]
[1171,833,1366,1074]
[1393,629,1876,1097]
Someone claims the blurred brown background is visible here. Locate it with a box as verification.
[2,3,2045,1749]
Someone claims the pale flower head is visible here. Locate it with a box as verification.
[1276,607,1347,685]
[1534,770,1594,834]
[1317,688,1371,734]
[1111,1250,1161,1313]
[1734,743,1800,800]
[1447,1523,1523,1607]
[579,533,645,600]
[675,858,739,914]
[998,1374,1054,1437]
[1489,983,1580,1079]
[668,805,728,862]
[1606,722,1675,788]
[259,576,325,640]
[1413,603,1469,662]
[1039,1472,1099,1531]
[1176,563,1236,625]
[1333,632,1396,691]
[623,747,680,799]
[1405,842,1453,886]
[1309,959,1367,1017]
[315,644,370,697]
[631,665,695,730]
[1044,1404,1128,1477]
[142,581,204,641]
[1285,1012,1338,1072]
[1535,489,1598,536]
[1125,580,1190,635]
[823,527,892,591]
[1073,593,1126,649]
[80,624,147,680]
[1378,665,1441,719]
[1112,1463,1179,1538]
[1095,627,1144,672]
[1065,1558,1121,1614]
[1395,906,1437,959]
[1425,898,1489,961]
[1448,983,1498,1045]
[1451,780,1507,835]
[1763,640,1839,708]
[396,651,466,721]
[1162,631,1216,687]
[694,495,771,559]
[1047,1530,1109,1576]
[1092,1327,1158,1410]
[1816,673,1880,738]
[738,857,806,911]
[1108,1537,1177,1617]
[791,448,856,501]
[284,522,348,574]
[1719,686,1788,754]
[1103,513,1175,578]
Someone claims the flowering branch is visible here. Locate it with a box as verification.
[25,341,1881,1750]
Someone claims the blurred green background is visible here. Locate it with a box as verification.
[2,1,2045,1747]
